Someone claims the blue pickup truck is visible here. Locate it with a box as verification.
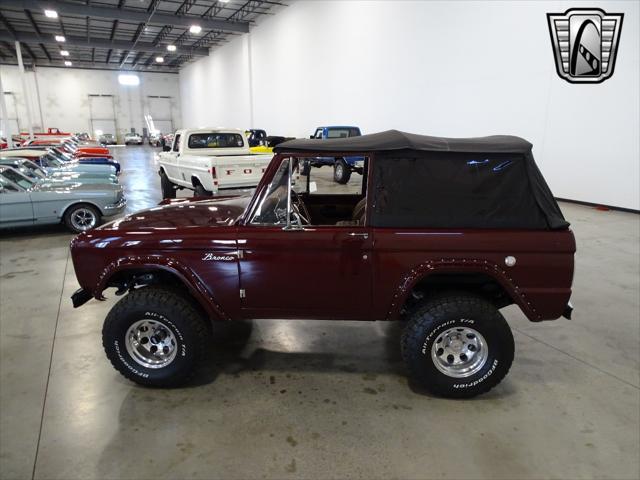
[301,126,364,184]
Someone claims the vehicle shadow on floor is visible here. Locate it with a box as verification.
[188,320,408,387]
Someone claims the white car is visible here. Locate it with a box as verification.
[124,133,143,145]
[157,128,273,198]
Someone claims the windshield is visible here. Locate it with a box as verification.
[250,158,290,224]
[50,148,71,161]
[1,168,35,190]
[15,161,45,179]
[42,154,64,167]
[326,128,360,139]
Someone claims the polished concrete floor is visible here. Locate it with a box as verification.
[1,146,639,480]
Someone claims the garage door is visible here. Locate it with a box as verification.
[147,96,173,135]
[88,94,117,138]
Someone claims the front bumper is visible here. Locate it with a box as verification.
[104,196,127,214]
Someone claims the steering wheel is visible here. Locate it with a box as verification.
[291,190,311,225]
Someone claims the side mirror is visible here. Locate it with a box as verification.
[162,145,171,152]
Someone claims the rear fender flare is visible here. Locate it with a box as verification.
[94,255,230,321]
[387,258,539,321]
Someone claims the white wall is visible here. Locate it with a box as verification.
[180,0,639,210]
[0,65,181,140]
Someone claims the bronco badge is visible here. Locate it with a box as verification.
[547,8,624,84]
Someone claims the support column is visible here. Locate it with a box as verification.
[15,41,35,139]
[0,68,14,145]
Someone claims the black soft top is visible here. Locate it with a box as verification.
[275,129,532,154]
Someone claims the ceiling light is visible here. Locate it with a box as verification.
[44,9,58,18]
[60,50,69,56]
[155,56,164,63]
[64,60,72,66]
[219,0,230,3]
[189,25,202,34]
[118,74,140,86]
[167,45,176,52]
[55,35,65,42]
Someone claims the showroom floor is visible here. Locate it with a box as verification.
[1,146,639,480]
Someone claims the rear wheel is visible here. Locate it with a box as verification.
[63,203,101,233]
[160,170,176,199]
[333,158,351,184]
[401,293,514,398]
[102,287,211,387]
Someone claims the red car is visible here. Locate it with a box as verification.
[22,138,113,159]
[70,130,575,398]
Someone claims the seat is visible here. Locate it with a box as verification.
[336,197,367,226]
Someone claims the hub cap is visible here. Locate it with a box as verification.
[336,163,344,177]
[70,208,97,231]
[125,319,178,369]
[431,326,488,378]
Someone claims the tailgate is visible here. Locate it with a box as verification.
[215,154,272,188]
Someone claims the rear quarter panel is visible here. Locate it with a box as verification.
[373,228,576,321]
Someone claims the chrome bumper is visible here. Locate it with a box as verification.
[104,196,127,213]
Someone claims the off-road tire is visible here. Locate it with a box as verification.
[333,158,351,184]
[194,184,212,197]
[159,170,176,199]
[102,287,211,387]
[63,203,101,233]
[401,293,514,398]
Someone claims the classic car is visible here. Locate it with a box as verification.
[23,138,113,159]
[0,158,118,184]
[99,134,118,146]
[302,126,364,183]
[148,133,162,147]
[0,166,125,233]
[0,149,119,175]
[124,132,143,145]
[70,130,575,398]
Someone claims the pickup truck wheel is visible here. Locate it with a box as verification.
[333,159,351,184]
[401,294,514,398]
[63,204,101,233]
[160,171,176,199]
[194,184,212,197]
[102,287,211,388]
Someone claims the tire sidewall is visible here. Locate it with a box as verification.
[409,307,513,396]
[103,302,197,385]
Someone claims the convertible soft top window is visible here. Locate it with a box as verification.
[188,133,244,149]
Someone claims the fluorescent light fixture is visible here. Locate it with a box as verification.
[64,61,72,66]
[60,50,69,56]
[44,9,58,18]
[55,35,65,42]
[118,74,140,86]
[155,56,164,63]
[189,25,202,34]
[166,45,176,52]
[219,0,230,3]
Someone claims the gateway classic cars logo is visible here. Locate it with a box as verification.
[547,8,624,84]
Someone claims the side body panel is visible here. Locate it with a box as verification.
[372,229,576,321]
[0,190,34,226]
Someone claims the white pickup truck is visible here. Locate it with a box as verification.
[157,128,273,198]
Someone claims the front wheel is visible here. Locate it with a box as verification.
[102,287,211,387]
[333,158,351,184]
[63,203,101,233]
[401,293,514,398]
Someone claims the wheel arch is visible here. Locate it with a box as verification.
[60,200,105,220]
[95,259,230,322]
[389,260,538,321]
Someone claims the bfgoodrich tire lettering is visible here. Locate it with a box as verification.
[401,293,514,398]
[102,287,210,387]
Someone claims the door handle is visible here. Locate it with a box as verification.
[348,232,369,239]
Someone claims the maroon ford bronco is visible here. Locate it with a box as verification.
[70,130,575,398]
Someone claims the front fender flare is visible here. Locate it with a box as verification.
[94,255,230,321]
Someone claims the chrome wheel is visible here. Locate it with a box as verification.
[125,319,178,369]
[431,325,488,378]
[335,163,344,178]
[70,207,97,231]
